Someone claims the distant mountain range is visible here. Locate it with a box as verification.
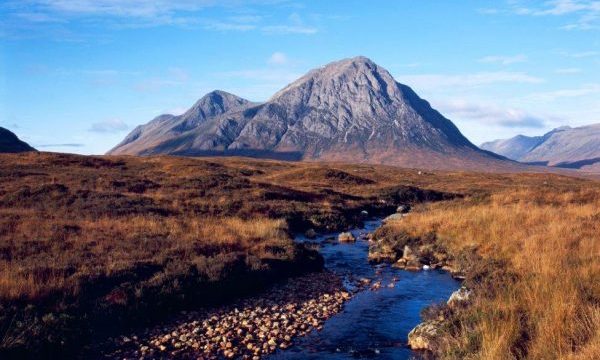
[109,56,515,171]
[480,124,600,171]
[0,127,35,153]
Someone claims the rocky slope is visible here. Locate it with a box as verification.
[109,56,512,171]
[0,127,35,153]
[481,124,600,171]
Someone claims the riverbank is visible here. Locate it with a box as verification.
[97,272,350,359]
[378,189,600,359]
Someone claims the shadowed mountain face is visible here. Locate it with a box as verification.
[481,125,600,171]
[0,127,35,153]
[109,57,511,170]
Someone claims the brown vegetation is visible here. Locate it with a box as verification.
[0,152,448,357]
[380,185,600,359]
[1,151,598,359]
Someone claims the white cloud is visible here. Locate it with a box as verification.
[262,12,317,34]
[512,0,600,30]
[528,83,600,101]
[398,72,543,91]
[89,118,129,133]
[18,0,212,18]
[439,100,547,128]
[267,52,288,65]
[478,8,500,14]
[479,54,528,65]
[134,67,190,92]
[559,50,598,58]
[261,25,317,34]
[5,1,319,34]
[36,143,85,148]
[203,21,256,31]
[218,68,301,83]
[554,67,582,73]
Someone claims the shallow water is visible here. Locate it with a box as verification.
[271,219,460,360]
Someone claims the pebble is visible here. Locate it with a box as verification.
[101,272,351,359]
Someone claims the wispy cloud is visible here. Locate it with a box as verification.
[267,52,289,65]
[558,50,598,58]
[36,143,85,148]
[134,67,189,92]
[218,68,301,83]
[89,118,129,133]
[261,12,317,34]
[554,67,582,73]
[439,100,547,128]
[3,1,319,36]
[479,54,528,65]
[511,0,600,30]
[398,72,543,91]
[11,0,212,19]
[261,24,317,34]
[527,83,600,101]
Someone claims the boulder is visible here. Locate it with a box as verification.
[407,320,442,351]
[391,245,422,270]
[338,232,356,242]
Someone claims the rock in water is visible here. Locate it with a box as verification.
[338,232,356,242]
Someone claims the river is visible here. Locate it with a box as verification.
[270,219,460,359]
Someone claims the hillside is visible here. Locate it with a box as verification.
[0,127,35,153]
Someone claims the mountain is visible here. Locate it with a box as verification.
[480,135,546,161]
[109,90,256,155]
[0,127,36,153]
[480,127,569,160]
[480,125,600,171]
[109,56,512,170]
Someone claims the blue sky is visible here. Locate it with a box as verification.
[1,0,599,154]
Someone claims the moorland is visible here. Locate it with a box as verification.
[0,151,598,359]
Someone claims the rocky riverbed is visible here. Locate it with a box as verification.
[98,216,461,359]
[99,272,351,359]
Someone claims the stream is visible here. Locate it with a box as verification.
[271,219,460,359]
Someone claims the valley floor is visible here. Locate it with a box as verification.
[0,152,598,359]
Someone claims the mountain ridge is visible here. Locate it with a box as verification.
[480,124,600,171]
[109,56,513,171]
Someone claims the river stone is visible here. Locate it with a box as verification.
[407,320,442,351]
[338,232,356,242]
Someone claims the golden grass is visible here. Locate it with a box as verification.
[0,216,290,301]
[385,188,600,359]
[1,151,598,357]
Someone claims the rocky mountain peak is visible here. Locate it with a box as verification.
[108,57,513,171]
